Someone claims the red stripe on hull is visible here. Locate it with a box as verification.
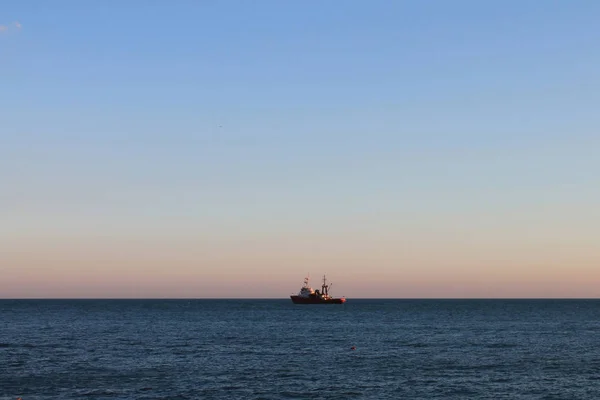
[290,296,346,304]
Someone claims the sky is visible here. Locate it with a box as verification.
[1,1,599,298]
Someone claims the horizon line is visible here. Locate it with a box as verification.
[1,297,599,300]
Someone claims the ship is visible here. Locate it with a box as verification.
[290,275,346,304]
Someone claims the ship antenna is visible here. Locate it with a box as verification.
[303,273,310,288]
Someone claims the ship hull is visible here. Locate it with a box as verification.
[290,296,346,304]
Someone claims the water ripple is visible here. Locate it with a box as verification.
[1,299,599,399]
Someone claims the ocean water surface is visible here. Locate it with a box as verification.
[1,299,599,399]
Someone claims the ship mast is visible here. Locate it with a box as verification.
[322,275,329,296]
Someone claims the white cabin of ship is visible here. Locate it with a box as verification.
[297,286,315,297]
[297,276,316,297]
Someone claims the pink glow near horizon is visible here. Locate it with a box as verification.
[2,234,598,298]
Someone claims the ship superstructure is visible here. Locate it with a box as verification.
[290,275,346,304]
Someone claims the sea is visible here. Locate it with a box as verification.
[1,299,599,399]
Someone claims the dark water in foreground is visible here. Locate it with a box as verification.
[1,299,599,399]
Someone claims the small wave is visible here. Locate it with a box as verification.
[0,342,43,348]
[74,389,119,397]
[487,343,518,348]
[273,371,304,379]
[165,343,190,349]
[279,390,320,399]
[404,342,429,348]
[339,390,364,397]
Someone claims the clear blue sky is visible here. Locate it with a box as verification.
[1,1,599,298]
